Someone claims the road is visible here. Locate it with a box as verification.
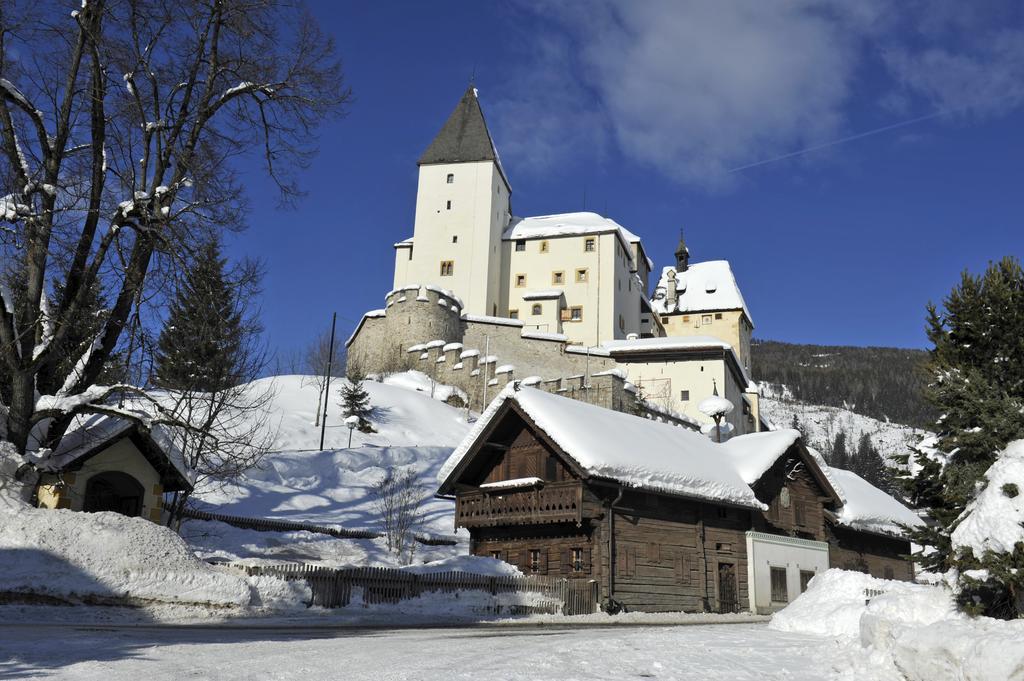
[0,622,885,680]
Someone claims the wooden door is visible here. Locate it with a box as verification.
[717,562,738,613]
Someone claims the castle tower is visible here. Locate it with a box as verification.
[392,86,512,317]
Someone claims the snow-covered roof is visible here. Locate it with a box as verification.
[828,467,923,538]
[463,314,523,328]
[951,439,1024,556]
[438,386,767,510]
[502,212,653,270]
[601,335,733,354]
[651,261,753,325]
[719,429,802,484]
[35,413,191,488]
[520,289,564,301]
[393,237,413,248]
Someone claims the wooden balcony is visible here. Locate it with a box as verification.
[456,482,584,528]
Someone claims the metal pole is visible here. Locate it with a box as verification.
[319,312,337,451]
[347,427,353,449]
[481,335,490,408]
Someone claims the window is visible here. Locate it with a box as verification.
[682,315,690,323]
[446,173,454,184]
[531,303,542,315]
[680,390,690,401]
[884,566,895,580]
[794,500,806,526]
[490,550,502,560]
[515,240,526,252]
[584,238,595,252]
[702,314,713,325]
[770,567,789,603]
[552,271,564,285]
[446,200,451,210]
[571,548,584,572]
[515,274,526,287]
[545,454,558,480]
[540,240,549,253]
[509,309,519,320]
[715,312,723,320]
[569,306,583,322]
[439,260,454,276]
[799,570,815,593]
[452,235,458,243]
[661,316,669,324]
[717,507,728,519]
[576,268,588,283]
[528,549,542,573]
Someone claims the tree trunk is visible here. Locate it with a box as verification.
[6,370,36,455]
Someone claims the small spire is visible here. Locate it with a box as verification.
[675,228,690,272]
[712,378,719,397]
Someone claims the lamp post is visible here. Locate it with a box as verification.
[345,415,360,449]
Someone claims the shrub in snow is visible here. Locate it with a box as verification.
[339,366,373,432]
[898,256,1024,618]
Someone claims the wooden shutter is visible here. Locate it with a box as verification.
[561,549,571,575]
[582,548,592,574]
[539,548,549,574]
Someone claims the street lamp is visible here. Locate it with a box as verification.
[345,415,360,449]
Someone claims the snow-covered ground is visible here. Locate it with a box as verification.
[182,373,474,567]
[0,622,878,681]
[759,391,929,464]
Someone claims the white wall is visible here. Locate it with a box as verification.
[745,531,829,614]
[395,160,510,316]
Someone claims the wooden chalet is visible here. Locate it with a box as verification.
[437,385,920,614]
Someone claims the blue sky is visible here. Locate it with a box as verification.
[231,1,1024,363]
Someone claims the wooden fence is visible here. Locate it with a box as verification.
[182,508,457,546]
[238,563,599,615]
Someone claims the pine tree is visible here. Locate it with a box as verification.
[830,431,849,470]
[155,239,244,392]
[339,365,372,430]
[903,256,1024,618]
[853,432,896,496]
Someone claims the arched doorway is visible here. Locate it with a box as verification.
[83,471,145,517]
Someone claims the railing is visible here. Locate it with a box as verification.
[456,482,583,528]
[236,563,599,615]
[864,587,887,604]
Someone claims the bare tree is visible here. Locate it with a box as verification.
[302,327,344,427]
[0,0,348,456]
[373,467,424,565]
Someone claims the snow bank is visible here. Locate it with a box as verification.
[0,442,33,509]
[399,555,523,576]
[952,439,1024,555]
[0,507,253,606]
[771,569,1024,681]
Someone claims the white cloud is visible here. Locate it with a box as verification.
[490,1,1024,190]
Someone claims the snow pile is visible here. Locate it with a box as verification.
[951,439,1024,555]
[769,569,932,639]
[439,385,766,510]
[720,429,802,484]
[0,441,33,509]
[398,555,522,576]
[0,506,303,608]
[771,569,1024,681]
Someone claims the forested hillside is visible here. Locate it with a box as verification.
[751,340,937,429]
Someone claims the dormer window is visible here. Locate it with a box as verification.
[446,173,454,184]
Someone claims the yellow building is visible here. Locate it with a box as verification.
[33,415,192,523]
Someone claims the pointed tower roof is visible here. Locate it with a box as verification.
[675,229,690,271]
[419,87,505,178]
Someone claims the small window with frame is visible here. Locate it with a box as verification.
[770,566,789,603]
[571,548,584,572]
[446,173,454,184]
[515,240,526,252]
[446,200,452,210]
[508,309,519,320]
[552,271,564,285]
[531,303,542,316]
[576,268,588,283]
[515,274,526,287]
[440,260,454,276]
[584,238,595,252]
[540,240,549,253]
[569,306,583,322]
[490,550,502,560]
[715,312,723,320]
[528,549,542,573]
[680,390,690,401]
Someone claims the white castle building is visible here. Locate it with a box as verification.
[350,86,762,435]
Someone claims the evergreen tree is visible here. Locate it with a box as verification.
[853,432,896,496]
[903,256,1024,618]
[155,239,244,392]
[339,365,372,430]
[790,414,800,431]
[830,431,849,469]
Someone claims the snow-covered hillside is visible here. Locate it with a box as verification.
[184,372,474,567]
[760,388,930,464]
